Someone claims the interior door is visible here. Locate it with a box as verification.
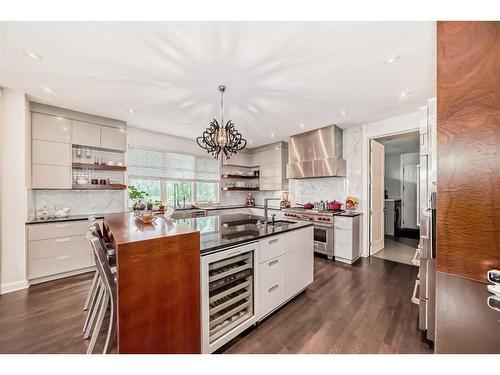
[370,140,385,254]
[402,163,419,229]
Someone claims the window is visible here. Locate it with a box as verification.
[128,148,219,206]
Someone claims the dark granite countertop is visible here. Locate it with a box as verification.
[335,211,362,217]
[26,213,106,225]
[173,204,279,211]
[175,213,313,256]
[435,271,500,353]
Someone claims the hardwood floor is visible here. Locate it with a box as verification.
[0,257,432,354]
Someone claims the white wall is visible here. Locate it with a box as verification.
[0,88,29,294]
[361,110,421,257]
[385,154,401,198]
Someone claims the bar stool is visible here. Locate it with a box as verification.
[86,232,117,354]
[83,219,115,339]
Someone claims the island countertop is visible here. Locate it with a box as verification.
[175,213,314,256]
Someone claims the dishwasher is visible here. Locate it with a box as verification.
[200,241,260,353]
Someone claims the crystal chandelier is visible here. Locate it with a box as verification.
[196,85,247,159]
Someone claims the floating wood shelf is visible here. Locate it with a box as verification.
[221,187,259,191]
[72,184,127,190]
[221,174,259,179]
[72,163,126,171]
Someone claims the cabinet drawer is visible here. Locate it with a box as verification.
[259,234,286,262]
[29,235,88,260]
[32,164,71,189]
[72,120,101,147]
[32,140,71,166]
[32,112,71,143]
[260,255,285,290]
[100,126,126,151]
[29,251,92,280]
[259,278,286,318]
[28,220,89,241]
[334,216,352,230]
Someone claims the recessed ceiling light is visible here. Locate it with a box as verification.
[270,132,275,137]
[23,51,43,61]
[126,108,135,114]
[41,86,56,96]
[299,123,305,129]
[341,110,348,116]
[384,55,400,65]
[181,122,188,127]
[248,139,253,145]
[397,89,411,103]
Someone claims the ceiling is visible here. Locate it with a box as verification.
[377,131,420,155]
[0,22,436,147]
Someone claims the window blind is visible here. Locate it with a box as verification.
[128,147,219,182]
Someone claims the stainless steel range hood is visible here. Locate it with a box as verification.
[286,125,346,179]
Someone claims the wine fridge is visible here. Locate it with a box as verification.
[201,241,260,353]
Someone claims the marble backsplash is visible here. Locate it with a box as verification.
[219,190,282,207]
[29,190,125,219]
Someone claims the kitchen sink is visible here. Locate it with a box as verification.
[265,220,296,227]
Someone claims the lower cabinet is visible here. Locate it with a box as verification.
[27,220,96,283]
[258,226,313,319]
[333,215,361,264]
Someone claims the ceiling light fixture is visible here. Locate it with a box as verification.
[299,123,305,129]
[196,85,247,160]
[341,110,348,116]
[23,51,43,61]
[181,122,188,127]
[271,132,275,137]
[126,108,135,114]
[397,89,411,103]
[384,55,400,65]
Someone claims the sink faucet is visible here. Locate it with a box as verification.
[264,197,281,222]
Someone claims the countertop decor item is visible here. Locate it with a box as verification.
[134,210,156,224]
[245,192,255,207]
[196,85,247,160]
[54,207,70,218]
[345,196,359,210]
[128,185,149,211]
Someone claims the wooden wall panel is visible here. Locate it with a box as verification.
[437,21,500,283]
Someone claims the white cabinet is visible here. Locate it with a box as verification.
[255,143,288,191]
[334,215,361,264]
[32,112,71,143]
[100,125,126,151]
[257,226,314,319]
[72,120,101,148]
[27,220,94,282]
[32,140,71,166]
[285,226,314,299]
[221,152,255,167]
[32,164,72,189]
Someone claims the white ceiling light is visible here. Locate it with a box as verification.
[248,139,253,145]
[299,123,305,129]
[126,108,135,113]
[23,51,43,61]
[181,122,188,127]
[270,132,275,137]
[397,89,411,103]
[41,86,56,96]
[341,110,348,116]
[384,55,400,65]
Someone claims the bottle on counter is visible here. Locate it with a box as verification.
[245,193,255,207]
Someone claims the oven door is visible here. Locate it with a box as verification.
[313,225,334,257]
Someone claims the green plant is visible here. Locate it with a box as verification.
[128,185,149,202]
[153,199,162,206]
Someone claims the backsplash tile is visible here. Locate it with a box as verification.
[29,190,125,219]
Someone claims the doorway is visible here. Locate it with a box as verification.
[369,131,420,265]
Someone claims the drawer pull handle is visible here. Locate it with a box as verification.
[55,255,70,261]
[54,224,69,228]
[269,284,279,293]
[268,239,279,245]
[55,238,70,243]
[268,259,279,266]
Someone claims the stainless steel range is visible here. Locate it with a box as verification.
[283,207,344,260]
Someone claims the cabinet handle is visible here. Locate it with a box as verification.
[268,259,279,266]
[54,224,69,228]
[55,238,70,243]
[268,238,279,245]
[269,284,279,293]
[226,249,242,258]
[55,255,70,261]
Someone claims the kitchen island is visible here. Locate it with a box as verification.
[104,212,314,354]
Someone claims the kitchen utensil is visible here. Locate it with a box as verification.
[134,210,156,224]
[328,200,343,211]
[487,270,500,296]
[298,202,314,209]
[55,207,70,218]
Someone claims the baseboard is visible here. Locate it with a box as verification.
[0,280,30,295]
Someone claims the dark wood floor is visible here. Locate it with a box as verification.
[0,256,432,354]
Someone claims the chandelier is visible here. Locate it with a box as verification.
[196,85,247,159]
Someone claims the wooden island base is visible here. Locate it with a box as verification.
[104,212,201,354]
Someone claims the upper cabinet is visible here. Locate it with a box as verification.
[32,113,71,143]
[100,126,126,151]
[72,120,101,148]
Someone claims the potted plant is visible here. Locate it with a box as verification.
[128,185,149,211]
[146,199,153,211]
[152,199,163,211]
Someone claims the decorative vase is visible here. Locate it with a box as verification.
[133,202,146,211]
